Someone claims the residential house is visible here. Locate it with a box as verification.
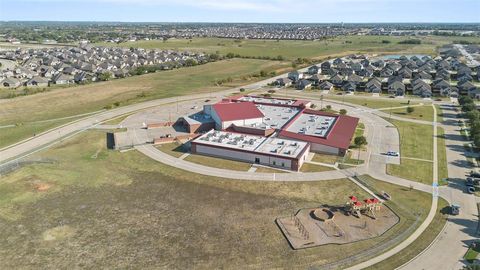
[26,76,49,87]
[296,79,313,90]
[388,81,405,96]
[276,77,293,87]
[318,81,334,91]
[1,77,21,88]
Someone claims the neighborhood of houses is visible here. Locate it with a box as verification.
[0,43,209,88]
[278,48,480,98]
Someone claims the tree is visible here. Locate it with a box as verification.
[267,90,276,94]
[406,106,415,114]
[326,105,332,111]
[185,59,198,66]
[339,109,347,115]
[239,88,245,92]
[98,72,112,81]
[354,136,368,148]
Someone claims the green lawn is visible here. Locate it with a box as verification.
[437,127,449,183]
[0,58,289,148]
[0,117,86,150]
[464,243,480,263]
[254,167,288,173]
[300,162,335,172]
[367,197,449,269]
[354,175,448,270]
[435,104,444,123]
[155,142,188,158]
[184,154,252,171]
[311,153,338,165]
[97,35,480,61]
[383,105,434,122]
[388,119,433,160]
[327,95,424,109]
[387,159,433,185]
[386,119,434,184]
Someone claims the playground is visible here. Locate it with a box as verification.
[276,196,400,249]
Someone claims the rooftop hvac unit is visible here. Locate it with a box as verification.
[285,150,291,155]
[291,142,297,146]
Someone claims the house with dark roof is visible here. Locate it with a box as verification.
[342,81,357,92]
[319,81,334,91]
[365,78,382,93]
[329,74,344,86]
[296,79,313,90]
[287,71,303,82]
[307,65,321,75]
[276,77,293,87]
[388,81,405,96]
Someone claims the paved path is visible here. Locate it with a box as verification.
[345,104,439,270]
[399,104,478,270]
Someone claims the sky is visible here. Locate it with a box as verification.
[0,0,479,23]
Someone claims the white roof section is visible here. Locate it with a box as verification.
[243,104,299,129]
[286,113,336,137]
[238,96,297,106]
[193,130,308,158]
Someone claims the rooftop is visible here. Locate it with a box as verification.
[212,102,264,122]
[279,109,359,150]
[285,112,336,137]
[246,104,299,130]
[193,130,309,159]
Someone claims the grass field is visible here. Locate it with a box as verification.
[437,127,449,182]
[435,105,444,123]
[254,167,288,173]
[184,154,253,171]
[300,162,335,172]
[388,119,433,160]
[311,153,338,164]
[155,142,188,158]
[386,119,434,184]
[97,35,480,61]
[0,130,431,269]
[354,175,447,269]
[383,105,435,122]
[367,196,449,269]
[0,58,289,148]
[326,95,424,109]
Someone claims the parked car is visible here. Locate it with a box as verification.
[470,171,480,178]
[386,151,400,157]
[450,204,460,215]
[466,177,475,187]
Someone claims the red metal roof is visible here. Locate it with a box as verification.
[278,109,359,150]
[212,102,264,122]
[349,195,358,201]
[354,201,362,206]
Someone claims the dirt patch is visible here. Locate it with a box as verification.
[34,182,52,192]
[277,204,399,249]
[42,225,76,241]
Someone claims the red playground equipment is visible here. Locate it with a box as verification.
[346,196,382,219]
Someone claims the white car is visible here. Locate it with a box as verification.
[386,151,400,157]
